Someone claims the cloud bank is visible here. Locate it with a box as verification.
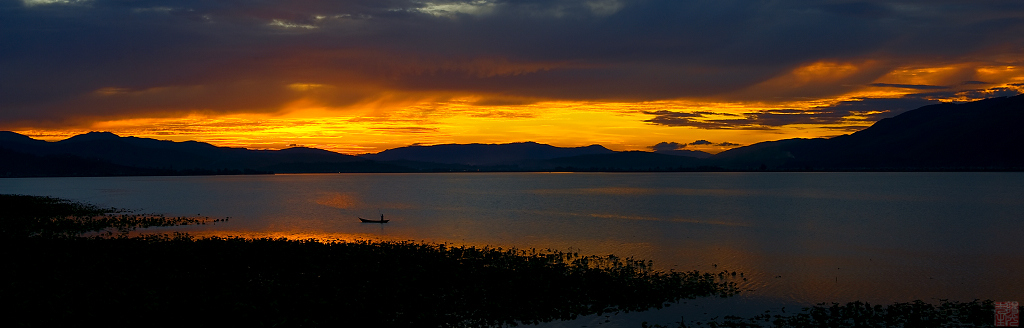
[2,0,1024,128]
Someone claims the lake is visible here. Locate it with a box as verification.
[3,172,1021,326]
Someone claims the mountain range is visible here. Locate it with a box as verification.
[2,94,1022,177]
[0,132,402,177]
[711,94,1024,170]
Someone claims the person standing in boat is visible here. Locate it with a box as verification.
[381,214,384,221]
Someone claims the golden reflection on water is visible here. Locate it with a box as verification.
[180,230,389,243]
[313,192,359,209]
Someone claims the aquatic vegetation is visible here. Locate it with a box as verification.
[1,194,739,327]
[0,194,220,238]
[3,235,739,327]
[643,299,1015,328]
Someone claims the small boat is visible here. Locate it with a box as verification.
[359,217,389,223]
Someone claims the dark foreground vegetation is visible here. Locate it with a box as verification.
[2,194,738,327]
[645,299,1014,328]
[4,194,1013,327]
[0,194,222,239]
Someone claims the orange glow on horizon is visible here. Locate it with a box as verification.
[12,62,1023,155]
[11,97,882,155]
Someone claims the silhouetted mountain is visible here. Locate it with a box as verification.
[0,148,173,178]
[0,132,402,176]
[61,131,121,142]
[0,131,45,144]
[711,94,1024,170]
[653,149,713,159]
[538,151,710,171]
[361,142,615,166]
[366,160,483,172]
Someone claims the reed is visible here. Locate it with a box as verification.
[644,299,1015,327]
[1,194,219,238]
[1,194,739,327]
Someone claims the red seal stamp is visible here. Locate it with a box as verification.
[996,301,1020,327]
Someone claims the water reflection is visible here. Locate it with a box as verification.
[2,172,1022,309]
[586,213,753,227]
[313,192,359,209]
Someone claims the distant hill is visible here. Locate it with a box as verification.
[0,132,403,177]
[361,144,716,171]
[0,148,174,178]
[537,151,711,171]
[653,149,713,159]
[360,142,615,166]
[710,94,1024,170]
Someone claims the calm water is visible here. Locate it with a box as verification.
[3,172,1021,325]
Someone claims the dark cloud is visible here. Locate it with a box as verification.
[650,140,739,150]
[643,100,919,129]
[643,109,847,130]
[644,87,1022,129]
[817,2,892,18]
[650,140,739,151]
[649,142,685,151]
[912,87,1022,100]
[3,0,1024,126]
[809,95,940,119]
[868,83,948,90]
[642,111,758,130]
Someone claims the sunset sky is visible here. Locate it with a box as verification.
[2,0,1023,154]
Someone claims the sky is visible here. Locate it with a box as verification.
[2,0,1023,154]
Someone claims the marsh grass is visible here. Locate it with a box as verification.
[644,299,1016,328]
[1,194,739,327]
[0,194,220,239]
[5,235,740,327]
